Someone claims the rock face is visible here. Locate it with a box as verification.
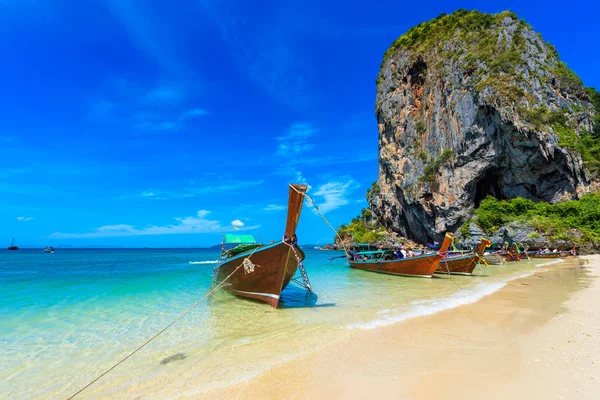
[370,10,598,244]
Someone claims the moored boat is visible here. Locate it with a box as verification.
[7,238,19,251]
[531,251,570,258]
[436,237,491,275]
[213,183,310,307]
[348,233,454,278]
[500,249,521,262]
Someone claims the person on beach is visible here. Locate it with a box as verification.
[347,250,355,261]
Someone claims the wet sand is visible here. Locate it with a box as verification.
[207,255,600,399]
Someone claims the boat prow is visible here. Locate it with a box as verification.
[213,183,310,307]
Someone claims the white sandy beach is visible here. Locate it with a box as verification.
[206,255,600,399]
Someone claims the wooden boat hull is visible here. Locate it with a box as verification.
[216,243,304,307]
[214,183,308,308]
[436,254,479,275]
[350,253,443,277]
[435,238,489,275]
[500,251,521,262]
[349,233,453,278]
[531,252,569,259]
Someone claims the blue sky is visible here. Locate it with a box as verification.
[1,0,599,247]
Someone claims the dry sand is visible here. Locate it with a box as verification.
[207,255,600,399]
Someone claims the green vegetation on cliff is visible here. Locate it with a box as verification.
[380,9,600,176]
[471,193,600,243]
[420,150,455,183]
[383,9,521,61]
[336,208,386,244]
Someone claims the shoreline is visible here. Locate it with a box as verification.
[206,256,600,399]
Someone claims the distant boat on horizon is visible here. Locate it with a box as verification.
[44,246,55,253]
[8,238,19,251]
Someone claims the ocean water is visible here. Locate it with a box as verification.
[0,248,564,399]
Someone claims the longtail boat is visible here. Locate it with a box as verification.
[531,251,570,259]
[435,237,491,275]
[213,183,310,307]
[348,233,453,278]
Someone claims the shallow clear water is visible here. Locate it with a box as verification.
[0,248,560,398]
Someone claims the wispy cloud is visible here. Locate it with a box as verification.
[105,1,194,78]
[262,204,285,212]
[107,87,209,133]
[313,179,359,213]
[135,120,183,132]
[142,84,185,107]
[273,166,307,185]
[124,180,265,200]
[180,108,209,120]
[16,216,34,222]
[49,210,260,239]
[287,152,378,167]
[276,122,317,156]
[201,2,312,110]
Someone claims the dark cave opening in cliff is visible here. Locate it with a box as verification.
[474,169,503,208]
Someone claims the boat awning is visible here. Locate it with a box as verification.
[224,234,256,244]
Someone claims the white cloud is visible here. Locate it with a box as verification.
[273,166,306,184]
[276,123,317,156]
[132,180,264,200]
[180,108,209,120]
[106,0,194,78]
[49,210,260,239]
[231,219,245,227]
[143,85,185,106]
[262,204,285,212]
[16,216,34,222]
[133,107,208,132]
[135,120,182,132]
[313,179,359,214]
[196,210,211,218]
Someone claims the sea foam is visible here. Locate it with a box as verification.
[345,272,534,330]
[534,258,565,268]
[189,260,218,264]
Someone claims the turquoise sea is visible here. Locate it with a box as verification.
[0,248,565,399]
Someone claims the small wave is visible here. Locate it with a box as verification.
[189,260,218,264]
[345,272,534,330]
[535,259,565,268]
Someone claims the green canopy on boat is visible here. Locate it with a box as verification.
[224,234,256,244]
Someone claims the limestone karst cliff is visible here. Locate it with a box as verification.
[369,10,599,244]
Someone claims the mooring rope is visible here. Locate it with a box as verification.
[67,247,260,399]
[289,184,349,254]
